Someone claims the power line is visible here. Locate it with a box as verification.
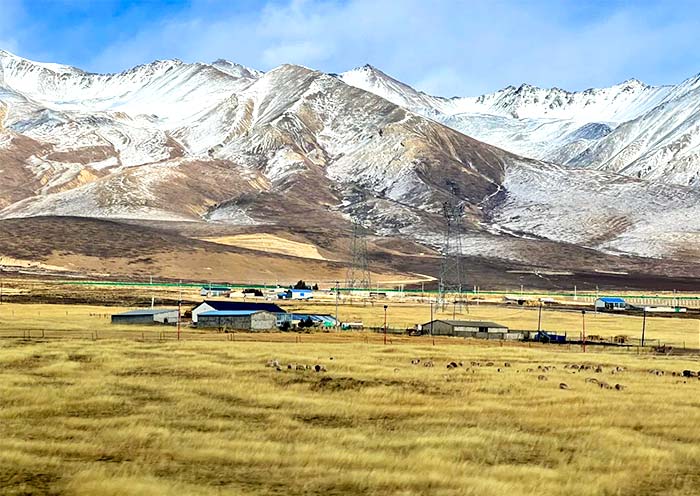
[345,220,372,290]
[438,201,465,308]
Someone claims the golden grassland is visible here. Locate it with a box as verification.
[295,300,700,348]
[1,337,700,495]
[201,233,329,261]
[1,299,700,348]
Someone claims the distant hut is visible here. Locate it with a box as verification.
[594,297,627,312]
[420,320,515,339]
[111,308,179,325]
[191,300,285,324]
[197,310,277,331]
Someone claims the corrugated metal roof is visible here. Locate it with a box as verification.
[280,313,338,323]
[114,309,178,316]
[200,301,286,313]
[199,310,270,317]
[598,297,626,303]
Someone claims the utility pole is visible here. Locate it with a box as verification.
[581,310,586,353]
[429,299,434,336]
[335,280,339,328]
[641,308,647,346]
[177,299,182,341]
[383,305,388,345]
[537,301,543,332]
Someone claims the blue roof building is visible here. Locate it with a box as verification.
[595,297,627,311]
[192,300,286,323]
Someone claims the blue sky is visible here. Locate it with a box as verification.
[2,0,700,96]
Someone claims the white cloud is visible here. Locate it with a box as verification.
[9,0,700,97]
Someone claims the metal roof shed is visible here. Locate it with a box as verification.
[111,308,179,325]
[197,310,277,331]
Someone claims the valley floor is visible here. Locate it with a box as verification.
[1,337,700,495]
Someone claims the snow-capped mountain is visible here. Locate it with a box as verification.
[2,49,700,267]
[340,65,700,186]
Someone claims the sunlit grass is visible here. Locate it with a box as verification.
[1,337,699,495]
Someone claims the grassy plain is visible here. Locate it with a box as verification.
[1,337,700,495]
[1,299,700,347]
[301,300,700,348]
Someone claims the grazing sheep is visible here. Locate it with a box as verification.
[682,370,697,378]
[410,358,421,365]
[448,361,458,369]
[598,381,612,389]
[559,383,569,390]
[424,360,434,368]
[485,362,494,367]
[296,364,307,371]
[614,384,625,391]
[314,364,327,372]
[537,375,547,381]
[525,368,534,372]
[504,362,511,367]
[585,377,599,384]
[266,359,280,368]
[287,364,293,369]
[594,366,603,373]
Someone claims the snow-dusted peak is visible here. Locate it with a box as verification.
[340,64,443,115]
[0,48,83,75]
[211,59,263,79]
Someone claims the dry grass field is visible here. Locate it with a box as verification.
[298,300,700,349]
[1,336,700,495]
[1,295,700,347]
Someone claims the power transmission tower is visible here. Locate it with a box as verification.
[345,221,372,290]
[438,201,465,307]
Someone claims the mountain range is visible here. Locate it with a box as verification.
[1,48,700,285]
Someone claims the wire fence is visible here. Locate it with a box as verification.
[0,327,690,355]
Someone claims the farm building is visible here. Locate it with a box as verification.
[111,308,179,325]
[421,320,515,339]
[277,313,338,328]
[595,297,627,311]
[200,286,231,297]
[197,310,277,331]
[277,289,314,300]
[191,300,285,324]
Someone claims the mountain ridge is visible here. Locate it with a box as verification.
[2,50,700,276]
